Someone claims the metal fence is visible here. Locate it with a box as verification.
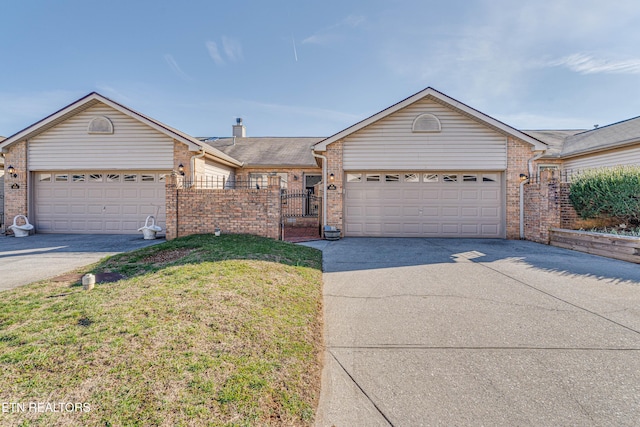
[178,177,271,189]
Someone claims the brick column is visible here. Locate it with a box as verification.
[325,141,343,233]
[267,175,282,240]
[165,173,180,240]
[4,140,28,231]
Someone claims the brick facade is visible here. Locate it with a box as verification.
[165,174,282,240]
[173,140,205,180]
[324,140,344,232]
[524,170,579,244]
[3,140,28,232]
[505,137,534,239]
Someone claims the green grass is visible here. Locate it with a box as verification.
[0,234,323,426]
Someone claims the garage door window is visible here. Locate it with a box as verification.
[404,173,419,183]
[443,174,458,182]
[366,174,381,182]
[72,174,85,182]
[385,174,400,182]
[55,174,68,182]
[463,174,477,182]
[124,174,137,182]
[38,173,51,182]
[424,173,439,183]
[141,174,155,182]
[107,174,120,182]
[482,173,498,182]
[89,174,103,182]
[347,173,362,182]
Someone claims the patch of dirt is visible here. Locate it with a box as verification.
[142,248,195,265]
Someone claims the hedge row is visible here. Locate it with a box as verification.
[569,165,640,224]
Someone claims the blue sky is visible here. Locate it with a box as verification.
[2,0,640,138]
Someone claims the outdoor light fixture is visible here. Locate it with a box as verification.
[519,173,528,181]
[329,173,335,182]
[7,165,17,178]
[178,163,185,176]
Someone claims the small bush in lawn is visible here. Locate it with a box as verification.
[569,165,640,225]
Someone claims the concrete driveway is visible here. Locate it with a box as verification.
[308,238,640,426]
[0,234,164,291]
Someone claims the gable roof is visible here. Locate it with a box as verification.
[313,87,547,152]
[0,92,242,167]
[558,116,640,159]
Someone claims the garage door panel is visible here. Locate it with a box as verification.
[442,207,459,216]
[345,171,503,238]
[70,205,87,214]
[441,190,460,200]
[461,224,479,234]
[482,190,500,200]
[34,171,168,234]
[423,207,439,217]
[461,190,479,200]
[482,224,500,235]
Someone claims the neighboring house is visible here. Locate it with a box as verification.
[1,87,638,238]
[0,93,241,234]
[205,132,323,193]
[311,87,547,239]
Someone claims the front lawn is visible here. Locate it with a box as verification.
[0,234,323,426]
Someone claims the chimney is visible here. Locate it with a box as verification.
[232,117,246,137]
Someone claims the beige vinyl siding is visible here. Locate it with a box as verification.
[204,159,234,181]
[563,145,640,171]
[343,98,507,170]
[28,103,174,170]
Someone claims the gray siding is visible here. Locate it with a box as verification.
[343,98,507,170]
[563,145,640,171]
[28,103,174,170]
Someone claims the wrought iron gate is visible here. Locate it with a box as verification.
[281,190,320,218]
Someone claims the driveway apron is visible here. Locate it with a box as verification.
[0,234,163,291]
[312,238,640,426]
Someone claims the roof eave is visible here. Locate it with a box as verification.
[560,138,640,159]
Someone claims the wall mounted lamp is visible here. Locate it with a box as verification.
[329,173,335,182]
[7,165,17,178]
[519,173,528,181]
[178,163,185,176]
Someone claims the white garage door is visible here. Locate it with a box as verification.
[34,171,169,234]
[344,171,504,238]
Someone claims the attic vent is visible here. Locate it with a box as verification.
[88,116,114,134]
[412,113,441,133]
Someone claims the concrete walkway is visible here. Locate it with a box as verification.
[0,234,164,291]
[306,238,640,426]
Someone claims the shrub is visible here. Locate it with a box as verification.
[569,165,640,225]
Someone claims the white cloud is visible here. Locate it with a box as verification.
[222,36,243,62]
[302,14,365,45]
[547,53,640,75]
[206,41,224,65]
[163,54,192,81]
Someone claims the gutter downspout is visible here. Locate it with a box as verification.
[190,147,206,184]
[520,151,546,239]
[311,149,328,230]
